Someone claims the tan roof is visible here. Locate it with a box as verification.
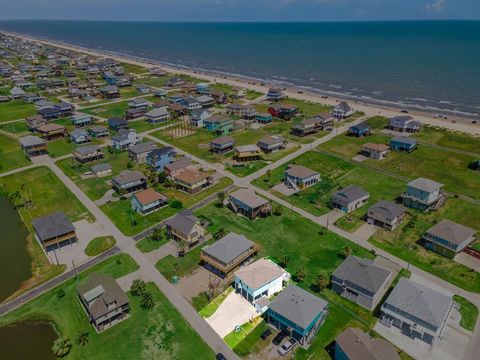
[235,258,288,290]
[363,143,390,152]
[37,123,66,132]
[229,189,269,209]
[174,169,210,185]
[134,188,167,206]
[336,327,400,360]
[285,165,319,179]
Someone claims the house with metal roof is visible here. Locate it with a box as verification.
[111,170,147,194]
[107,117,128,131]
[201,232,258,279]
[388,116,421,133]
[367,200,406,231]
[165,210,206,248]
[71,113,93,128]
[32,211,77,252]
[234,258,290,312]
[257,135,287,153]
[332,256,393,310]
[380,278,454,344]
[266,87,286,101]
[77,273,130,331]
[234,144,262,162]
[423,219,476,259]
[228,189,272,219]
[144,107,170,124]
[19,135,47,158]
[128,141,157,164]
[267,285,329,348]
[334,327,400,360]
[130,188,168,215]
[331,185,370,214]
[402,177,445,212]
[389,136,417,152]
[284,165,320,191]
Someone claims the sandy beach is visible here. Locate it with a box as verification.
[7,31,480,136]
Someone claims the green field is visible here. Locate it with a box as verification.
[83,97,153,119]
[413,125,480,156]
[0,254,215,360]
[101,177,233,236]
[0,120,30,135]
[453,295,479,331]
[0,132,31,172]
[121,63,148,74]
[84,236,116,256]
[0,166,92,228]
[136,228,169,253]
[0,100,37,122]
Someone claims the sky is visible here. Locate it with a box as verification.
[0,0,478,21]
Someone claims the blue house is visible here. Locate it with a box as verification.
[104,73,117,85]
[108,117,128,131]
[71,113,93,128]
[147,146,176,172]
[255,113,273,124]
[389,136,417,152]
[130,188,168,215]
[348,122,370,137]
[267,285,329,347]
[402,177,444,211]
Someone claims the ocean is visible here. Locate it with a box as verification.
[0,20,479,117]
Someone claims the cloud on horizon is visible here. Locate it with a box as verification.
[424,0,446,13]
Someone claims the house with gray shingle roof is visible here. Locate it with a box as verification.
[32,211,77,252]
[331,185,370,214]
[267,285,329,348]
[402,177,445,212]
[165,210,205,248]
[201,232,258,279]
[380,278,454,344]
[367,200,406,231]
[332,101,355,120]
[111,170,147,194]
[332,256,393,310]
[228,189,272,219]
[284,165,320,191]
[77,273,130,332]
[423,219,476,259]
[257,135,287,154]
[128,141,157,164]
[73,145,103,163]
[19,135,47,158]
[388,116,421,133]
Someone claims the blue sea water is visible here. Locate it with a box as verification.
[0,20,479,116]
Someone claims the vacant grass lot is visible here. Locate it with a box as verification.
[0,254,215,360]
[0,100,37,122]
[0,132,30,172]
[0,166,92,229]
[84,236,116,256]
[0,120,30,135]
[413,125,480,155]
[83,97,153,119]
[102,177,233,236]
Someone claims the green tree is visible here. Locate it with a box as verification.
[75,331,89,346]
[170,200,183,209]
[217,191,225,207]
[141,291,156,310]
[215,227,226,240]
[266,169,272,184]
[158,171,167,184]
[131,279,147,297]
[273,205,283,216]
[150,228,163,242]
[294,267,306,282]
[315,273,330,292]
[341,245,352,259]
[52,338,72,357]
[280,255,290,269]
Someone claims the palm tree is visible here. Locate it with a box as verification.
[52,338,72,357]
[266,169,272,184]
[131,279,147,297]
[177,239,187,257]
[150,228,163,242]
[280,255,290,268]
[315,273,329,292]
[141,291,156,310]
[294,267,306,282]
[341,245,352,259]
[214,227,226,240]
[217,191,225,207]
[273,205,283,216]
[75,331,89,346]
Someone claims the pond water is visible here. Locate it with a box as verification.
[0,195,32,302]
[0,322,57,359]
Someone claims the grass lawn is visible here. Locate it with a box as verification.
[413,125,480,156]
[101,177,233,236]
[224,317,264,349]
[245,89,263,100]
[136,229,169,253]
[0,166,92,229]
[453,295,479,332]
[84,236,116,256]
[0,254,216,360]
[46,138,78,158]
[0,132,31,172]
[121,63,148,74]
[0,120,30,136]
[320,132,392,159]
[83,97,153,119]
[128,119,173,133]
[197,287,233,317]
[0,100,36,123]
[264,118,329,144]
[230,320,270,357]
[470,242,480,252]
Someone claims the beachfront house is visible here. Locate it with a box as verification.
[266,87,286,101]
[228,188,272,219]
[257,135,287,153]
[388,116,421,133]
[111,170,147,194]
[32,211,77,252]
[284,165,320,191]
[147,146,176,172]
[37,123,68,141]
[70,129,91,145]
[361,143,389,160]
[401,177,445,211]
[389,136,417,152]
[166,77,185,87]
[334,328,400,360]
[130,188,168,215]
[234,145,262,162]
[348,122,371,137]
[380,278,453,344]
[173,169,213,194]
[331,256,393,310]
[267,285,329,348]
[332,101,355,120]
[209,136,235,154]
[77,273,130,332]
[201,232,258,279]
[423,219,476,259]
[91,163,112,177]
[165,210,206,248]
[128,142,157,164]
[330,185,370,214]
[367,200,406,231]
[73,145,104,163]
[71,113,93,128]
[204,115,234,135]
[234,258,290,312]
[144,107,170,124]
[111,129,140,150]
[19,135,47,158]
[268,104,298,120]
[190,109,211,128]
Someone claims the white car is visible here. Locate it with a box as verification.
[278,339,296,356]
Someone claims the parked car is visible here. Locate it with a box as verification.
[278,339,297,356]
[272,331,287,345]
[400,109,409,113]
[216,353,227,360]
[261,328,272,340]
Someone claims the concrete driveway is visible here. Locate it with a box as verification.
[206,291,259,338]
[455,252,480,272]
[353,223,378,241]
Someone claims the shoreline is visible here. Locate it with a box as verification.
[3,30,480,136]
